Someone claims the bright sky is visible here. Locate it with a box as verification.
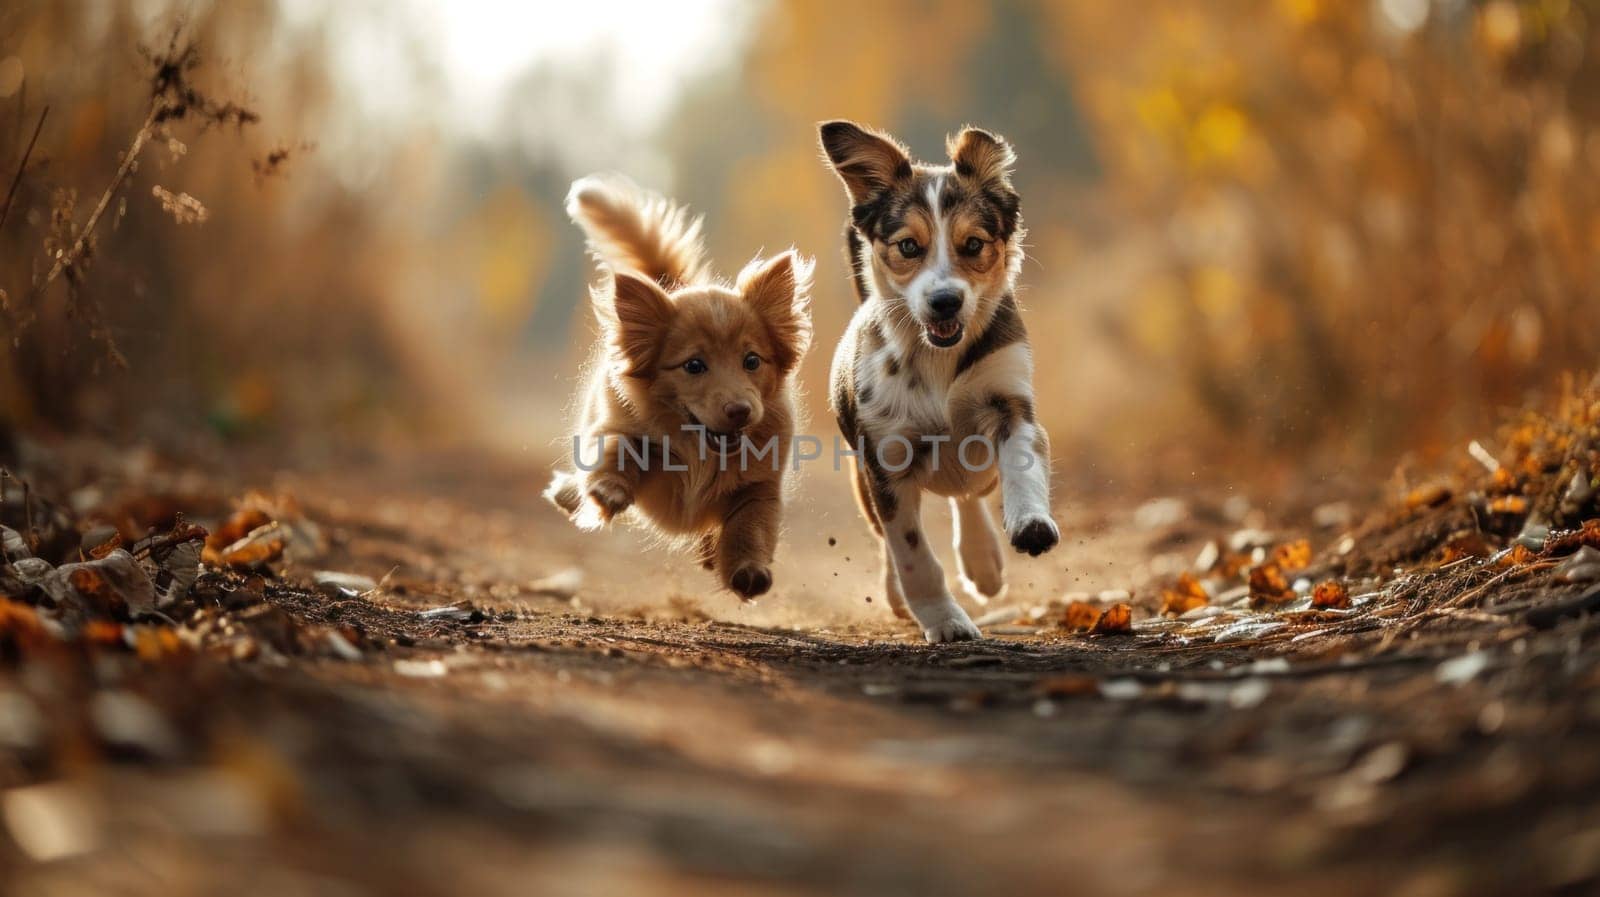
[279,0,759,141]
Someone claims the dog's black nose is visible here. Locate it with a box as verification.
[723,401,752,428]
[928,289,963,320]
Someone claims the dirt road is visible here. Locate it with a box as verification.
[3,446,1599,897]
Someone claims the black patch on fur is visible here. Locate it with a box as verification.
[904,529,920,549]
[907,373,923,391]
[858,383,875,407]
[863,448,899,522]
[984,394,1035,443]
[871,177,935,241]
[862,318,886,350]
[939,180,966,211]
[884,355,900,376]
[835,389,860,446]
[956,294,1025,377]
[844,221,872,304]
[981,187,1021,240]
[989,395,1015,442]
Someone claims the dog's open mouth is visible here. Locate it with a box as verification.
[924,319,964,348]
[685,415,743,456]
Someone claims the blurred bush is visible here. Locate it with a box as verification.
[1034,0,1600,467]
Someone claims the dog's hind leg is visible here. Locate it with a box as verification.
[851,457,910,619]
[952,495,1006,603]
[878,538,911,620]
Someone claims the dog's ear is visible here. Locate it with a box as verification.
[949,126,1021,237]
[818,120,912,208]
[738,250,814,375]
[947,126,1016,189]
[595,270,675,376]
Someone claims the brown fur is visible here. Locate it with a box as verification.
[546,176,813,599]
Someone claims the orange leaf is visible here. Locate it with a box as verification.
[1090,603,1133,634]
[1272,539,1312,572]
[1060,601,1102,632]
[1311,581,1350,609]
[1160,572,1209,616]
[1249,563,1294,606]
[1439,532,1491,565]
[202,507,274,566]
[1499,544,1537,567]
[1545,519,1600,554]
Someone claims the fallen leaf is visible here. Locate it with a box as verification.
[1272,539,1312,572]
[202,508,273,566]
[213,524,285,571]
[86,533,124,560]
[1439,532,1492,564]
[1091,603,1133,634]
[1060,600,1102,632]
[42,550,157,620]
[1544,519,1600,555]
[1499,544,1537,567]
[1160,572,1209,616]
[1248,563,1294,606]
[1311,581,1350,609]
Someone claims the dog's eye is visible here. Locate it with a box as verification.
[683,358,708,375]
[896,238,922,259]
[961,236,985,256]
[743,352,761,372]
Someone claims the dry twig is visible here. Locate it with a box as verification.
[0,105,47,233]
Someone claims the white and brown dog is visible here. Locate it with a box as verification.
[818,120,1059,643]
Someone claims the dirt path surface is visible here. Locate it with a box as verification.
[3,443,1600,897]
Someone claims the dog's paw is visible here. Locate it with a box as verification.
[585,477,634,522]
[727,564,773,600]
[544,471,583,515]
[913,600,982,643]
[1009,516,1059,557]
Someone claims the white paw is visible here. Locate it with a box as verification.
[914,601,982,644]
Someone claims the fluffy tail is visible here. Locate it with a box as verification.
[566,174,710,289]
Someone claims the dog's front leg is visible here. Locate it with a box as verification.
[998,416,1060,556]
[716,479,781,599]
[572,433,644,529]
[874,476,981,643]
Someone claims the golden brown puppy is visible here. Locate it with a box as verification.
[545,175,813,598]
